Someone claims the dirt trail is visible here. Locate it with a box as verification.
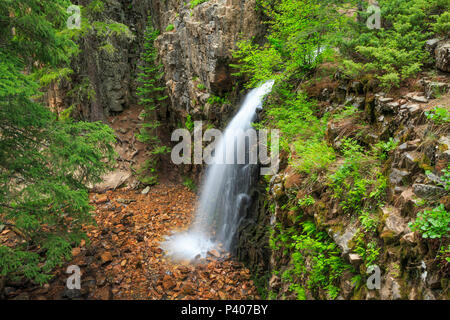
[7,184,259,300]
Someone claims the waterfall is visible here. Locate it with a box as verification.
[162,80,275,261]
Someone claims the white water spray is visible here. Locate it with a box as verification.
[162,80,275,261]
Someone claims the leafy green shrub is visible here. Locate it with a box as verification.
[440,166,450,191]
[0,0,116,284]
[425,107,450,124]
[294,140,336,174]
[290,221,350,299]
[298,195,316,208]
[262,86,333,176]
[207,95,228,105]
[232,0,344,87]
[353,233,380,268]
[359,211,379,233]
[272,220,350,300]
[339,0,450,90]
[182,177,197,192]
[375,137,398,160]
[165,24,175,32]
[433,11,450,35]
[190,0,208,9]
[197,83,206,90]
[333,105,360,121]
[438,244,450,263]
[329,138,387,215]
[135,159,158,186]
[409,204,450,239]
[185,114,194,132]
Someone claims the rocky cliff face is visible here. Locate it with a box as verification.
[252,70,450,300]
[48,0,264,126]
[151,0,263,126]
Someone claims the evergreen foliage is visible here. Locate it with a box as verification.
[0,0,116,285]
[339,0,450,89]
[135,18,169,185]
[232,0,347,87]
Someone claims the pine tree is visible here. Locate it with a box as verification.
[0,0,116,287]
[135,18,169,185]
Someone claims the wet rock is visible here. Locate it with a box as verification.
[354,96,365,109]
[423,288,436,300]
[350,81,363,94]
[397,188,418,217]
[425,171,443,185]
[398,139,420,152]
[207,249,221,258]
[400,151,421,171]
[438,135,450,151]
[155,0,263,124]
[116,198,136,204]
[413,184,446,199]
[375,96,395,114]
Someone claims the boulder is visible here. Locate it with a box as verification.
[348,253,363,267]
[91,170,132,192]
[331,223,358,255]
[436,40,450,72]
[380,275,402,300]
[380,206,410,242]
[424,81,448,99]
[425,38,441,53]
[389,168,411,186]
[413,184,446,199]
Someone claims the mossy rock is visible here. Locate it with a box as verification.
[380,230,397,244]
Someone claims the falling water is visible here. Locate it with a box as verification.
[162,80,275,261]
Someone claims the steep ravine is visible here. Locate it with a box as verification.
[41,0,449,300]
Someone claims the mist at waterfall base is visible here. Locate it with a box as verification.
[161,80,275,262]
